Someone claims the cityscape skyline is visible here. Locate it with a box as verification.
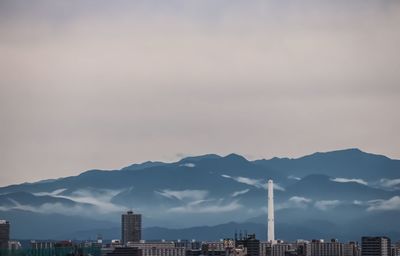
[1,209,399,256]
[1,1,399,255]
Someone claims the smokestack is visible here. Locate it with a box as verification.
[268,179,275,243]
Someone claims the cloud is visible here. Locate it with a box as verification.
[290,196,312,205]
[273,183,285,191]
[168,199,242,214]
[378,178,400,190]
[288,175,301,181]
[221,174,264,189]
[179,163,196,168]
[231,189,250,197]
[366,196,400,211]
[221,175,285,191]
[314,200,341,210]
[0,198,122,216]
[32,188,126,214]
[276,196,312,210]
[331,177,368,186]
[156,189,208,201]
[33,188,67,196]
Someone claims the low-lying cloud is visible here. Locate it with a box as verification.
[366,196,400,211]
[221,175,285,191]
[168,199,242,214]
[231,189,250,197]
[156,189,208,201]
[33,188,67,197]
[314,200,341,211]
[179,163,196,168]
[32,188,126,214]
[378,178,400,190]
[276,196,312,210]
[288,175,301,181]
[0,199,87,216]
[331,177,368,186]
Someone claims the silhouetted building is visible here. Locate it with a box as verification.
[296,241,311,256]
[8,241,21,251]
[174,240,202,250]
[310,239,344,256]
[261,241,311,256]
[272,243,293,256]
[202,242,226,256]
[0,220,10,251]
[186,249,202,256]
[392,242,400,256]
[128,241,185,256]
[121,211,142,245]
[344,242,361,256]
[236,234,260,256]
[361,237,391,256]
[260,241,272,256]
[106,247,141,256]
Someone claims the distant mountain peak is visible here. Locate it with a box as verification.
[179,154,222,163]
[122,161,166,171]
[223,153,248,162]
[298,148,389,161]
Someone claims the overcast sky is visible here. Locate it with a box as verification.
[1,0,399,186]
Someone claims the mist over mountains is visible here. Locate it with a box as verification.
[1,148,399,241]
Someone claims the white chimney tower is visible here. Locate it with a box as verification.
[267,179,275,243]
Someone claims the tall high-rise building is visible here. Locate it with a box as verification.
[361,237,391,256]
[268,179,275,244]
[0,220,10,250]
[121,211,141,245]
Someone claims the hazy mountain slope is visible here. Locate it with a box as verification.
[0,148,399,240]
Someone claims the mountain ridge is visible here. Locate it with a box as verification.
[1,148,399,240]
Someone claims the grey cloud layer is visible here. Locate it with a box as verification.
[1,0,400,185]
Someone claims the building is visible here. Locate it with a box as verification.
[392,241,400,256]
[268,179,275,244]
[236,234,260,256]
[260,241,311,256]
[186,249,202,256]
[310,239,344,256]
[201,240,247,256]
[121,210,142,245]
[293,241,312,256]
[271,243,293,256]
[106,247,141,256]
[8,241,21,251]
[260,241,272,256]
[128,241,185,256]
[174,240,202,250]
[0,220,10,251]
[202,241,226,255]
[344,242,360,256]
[361,237,391,256]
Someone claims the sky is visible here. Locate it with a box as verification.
[0,0,399,186]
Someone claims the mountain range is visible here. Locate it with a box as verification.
[1,148,399,242]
